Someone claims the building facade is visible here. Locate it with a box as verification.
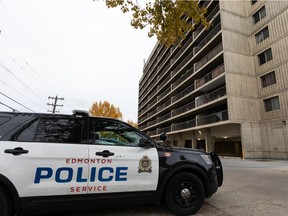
[138,0,288,159]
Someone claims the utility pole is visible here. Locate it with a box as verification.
[47,95,64,113]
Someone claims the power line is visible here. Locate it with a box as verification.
[0,43,55,95]
[0,101,18,112]
[0,80,47,111]
[0,30,56,101]
[0,62,47,104]
[0,30,37,74]
[0,91,35,112]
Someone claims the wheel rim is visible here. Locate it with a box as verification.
[174,181,197,208]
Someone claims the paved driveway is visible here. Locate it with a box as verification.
[207,158,288,216]
[56,158,288,216]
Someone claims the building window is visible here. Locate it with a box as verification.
[264,96,280,112]
[258,48,272,65]
[255,26,269,44]
[251,0,257,5]
[261,71,276,87]
[253,6,266,24]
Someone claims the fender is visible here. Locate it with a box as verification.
[153,164,210,204]
[0,174,22,214]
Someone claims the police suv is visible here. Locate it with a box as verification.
[0,111,223,216]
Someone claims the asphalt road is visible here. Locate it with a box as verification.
[56,158,288,216]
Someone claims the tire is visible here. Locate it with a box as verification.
[165,173,205,216]
[0,186,13,216]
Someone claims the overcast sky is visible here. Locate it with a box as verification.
[0,0,157,122]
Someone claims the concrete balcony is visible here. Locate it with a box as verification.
[157,112,172,123]
[172,68,194,90]
[195,86,226,107]
[197,110,228,126]
[157,126,171,134]
[172,119,196,131]
[171,101,196,117]
[172,84,195,103]
[194,42,223,72]
[195,64,225,89]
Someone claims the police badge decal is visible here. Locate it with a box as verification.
[138,155,152,173]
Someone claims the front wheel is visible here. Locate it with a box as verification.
[165,173,205,216]
[0,186,13,216]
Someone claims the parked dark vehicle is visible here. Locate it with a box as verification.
[0,111,223,216]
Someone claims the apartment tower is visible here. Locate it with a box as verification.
[138,0,288,159]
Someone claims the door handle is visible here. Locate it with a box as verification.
[96,150,114,158]
[4,147,29,156]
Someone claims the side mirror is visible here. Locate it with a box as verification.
[160,132,167,141]
[139,138,154,148]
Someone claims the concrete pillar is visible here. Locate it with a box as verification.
[192,131,197,149]
[205,128,215,152]
[178,133,185,148]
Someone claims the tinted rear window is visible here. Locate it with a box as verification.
[34,117,84,143]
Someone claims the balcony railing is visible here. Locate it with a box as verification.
[158,85,172,101]
[172,50,194,77]
[147,130,157,136]
[158,74,171,90]
[139,106,147,116]
[172,84,195,103]
[172,33,195,64]
[147,109,157,117]
[157,126,171,134]
[194,22,221,56]
[157,99,171,112]
[196,64,225,88]
[196,86,226,107]
[147,119,157,127]
[157,112,172,123]
[172,68,194,89]
[139,124,147,130]
[172,101,196,117]
[148,97,157,108]
[194,42,223,71]
[172,119,196,131]
[194,4,219,39]
[197,110,228,126]
[157,51,171,73]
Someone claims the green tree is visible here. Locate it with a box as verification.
[104,0,209,47]
[89,100,123,120]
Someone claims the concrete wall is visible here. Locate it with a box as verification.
[221,0,288,159]
[260,120,288,159]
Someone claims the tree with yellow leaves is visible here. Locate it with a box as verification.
[104,0,209,47]
[89,100,123,120]
[127,120,138,128]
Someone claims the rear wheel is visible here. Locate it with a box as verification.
[165,173,204,216]
[0,186,13,216]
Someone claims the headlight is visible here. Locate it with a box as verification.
[200,154,212,165]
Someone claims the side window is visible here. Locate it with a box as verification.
[258,48,273,65]
[0,116,11,126]
[261,71,276,88]
[17,120,39,142]
[255,26,269,44]
[34,117,85,143]
[253,6,266,24]
[90,119,145,147]
[264,96,280,112]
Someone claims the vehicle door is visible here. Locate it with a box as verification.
[0,114,89,212]
[86,118,159,207]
